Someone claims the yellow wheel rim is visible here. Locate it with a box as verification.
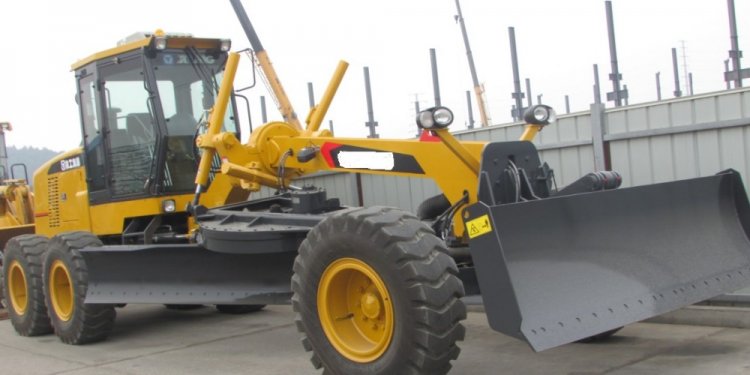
[317,258,394,363]
[8,260,28,315]
[49,260,74,321]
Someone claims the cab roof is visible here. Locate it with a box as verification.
[71,30,230,71]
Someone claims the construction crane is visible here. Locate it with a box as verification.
[455,0,491,127]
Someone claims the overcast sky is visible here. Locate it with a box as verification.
[0,0,747,151]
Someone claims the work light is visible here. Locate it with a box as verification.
[220,39,232,52]
[162,199,176,213]
[523,105,556,126]
[154,36,168,50]
[416,106,454,129]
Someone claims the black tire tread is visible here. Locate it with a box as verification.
[1,234,53,336]
[44,231,116,345]
[292,206,466,375]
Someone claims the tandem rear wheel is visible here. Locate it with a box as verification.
[292,206,466,375]
[2,235,53,336]
[43,231,116,345]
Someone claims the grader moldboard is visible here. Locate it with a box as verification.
[3,1,750,374]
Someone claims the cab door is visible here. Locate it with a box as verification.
[93,52,160,203]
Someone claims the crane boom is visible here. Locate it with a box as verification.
[455,0,490,127]
[229,0,302,130]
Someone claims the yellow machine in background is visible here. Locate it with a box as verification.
[0,121,35,309]
[0,180,34,246]
[0,121,34,248]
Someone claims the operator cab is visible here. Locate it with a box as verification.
[72,30,239,205]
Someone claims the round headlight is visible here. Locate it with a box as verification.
[416,106,454,130]
[523,105,557,126]
[433,107,454,127]
[417,111,435,129]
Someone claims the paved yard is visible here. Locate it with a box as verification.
[1,305,750,374]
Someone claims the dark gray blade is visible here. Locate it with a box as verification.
[467,171,750,351]
[81,244,294,305]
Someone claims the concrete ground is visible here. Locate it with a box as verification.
[1,305,750,375]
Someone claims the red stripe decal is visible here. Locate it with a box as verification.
[419,130,441,142]
[321,142,342,168]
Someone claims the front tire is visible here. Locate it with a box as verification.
[43,231,116,344]
[1,235,52,336]
[292,207,466,375]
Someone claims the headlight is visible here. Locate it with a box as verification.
[162,199,176,213]
[154,36,168,50]
[220,39,232,52]
[416,106,454,130]
[523,105,556,126]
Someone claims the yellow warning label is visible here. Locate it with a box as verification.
[466,214,492,239]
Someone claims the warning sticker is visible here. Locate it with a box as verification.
[466,214,493,239]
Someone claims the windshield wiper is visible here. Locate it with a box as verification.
[185,47,222,107]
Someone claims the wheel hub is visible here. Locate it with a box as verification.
[360,292,381,320]
[49,260,74,321]
[317,258,394,363]
[8,260,28,315]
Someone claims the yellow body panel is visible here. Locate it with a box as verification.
[87,195,194,235]
[32,147,226,238]
[33,148,89,238]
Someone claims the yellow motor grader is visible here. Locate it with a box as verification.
[0,121,35,309]
[0,121,35,248]
[3,1,750,374]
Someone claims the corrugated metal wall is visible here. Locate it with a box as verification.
[276,87,750,213]
[606,89,750,187]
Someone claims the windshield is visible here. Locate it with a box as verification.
[151,49,238,193]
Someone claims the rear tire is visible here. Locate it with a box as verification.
[1,235,52,336]
[43,231,116,344]
[215,304,266,314]
[293,206,466,375]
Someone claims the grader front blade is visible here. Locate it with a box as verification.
[466,169,750,351]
